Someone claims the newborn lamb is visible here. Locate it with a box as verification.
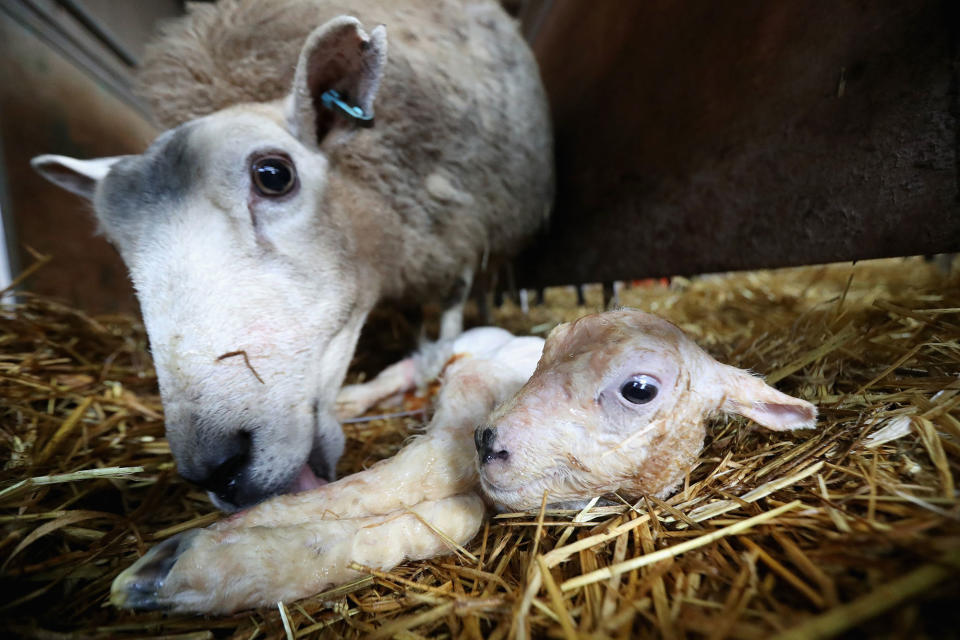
[477,309,818,508]
[111,309,816,614]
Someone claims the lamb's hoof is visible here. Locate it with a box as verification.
[335,385,372,420]
[111,529,200,610]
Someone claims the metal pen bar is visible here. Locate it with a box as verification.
[53,0,139,67]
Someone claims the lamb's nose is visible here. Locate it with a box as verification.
[187,431,251,504]
[475,426,509,465]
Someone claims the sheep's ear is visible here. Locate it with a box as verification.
[288,16,387,150]
[31,155,125,201]
[718,364,817,431]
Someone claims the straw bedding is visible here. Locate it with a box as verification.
[2,257,959,639]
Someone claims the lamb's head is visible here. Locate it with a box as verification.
[30,18,388,511]
[477,309,818,511]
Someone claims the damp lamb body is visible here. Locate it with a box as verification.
[30,0,553,512]
[111,309,817,614]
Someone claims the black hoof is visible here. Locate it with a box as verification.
[111,529,200,610]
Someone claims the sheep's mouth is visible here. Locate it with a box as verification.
[285,400,339,494]
[289,441,334,494]
[289,462,329,493]
[209,458,329,513]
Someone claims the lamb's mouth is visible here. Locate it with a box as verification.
[478,472,525,504]
[479,466,577,511]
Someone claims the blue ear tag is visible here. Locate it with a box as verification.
[320,89,375,128]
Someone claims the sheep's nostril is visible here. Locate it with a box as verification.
[203,453,246,503]
[192,431,251,504]
[476,426,509,465]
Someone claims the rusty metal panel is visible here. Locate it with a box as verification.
[515,0,960,286]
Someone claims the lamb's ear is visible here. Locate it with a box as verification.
[31,154,125,201]
[544,321,573,344]
[288,16,387,150]
[717,364,817,431]
[539,321,574,363]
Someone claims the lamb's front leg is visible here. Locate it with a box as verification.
[335,357,419,420]
[335,325,518,420]
[111,492,485,614]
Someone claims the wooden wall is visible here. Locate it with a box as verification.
[514,0,960,286]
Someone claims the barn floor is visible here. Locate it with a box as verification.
[1,256,959,639]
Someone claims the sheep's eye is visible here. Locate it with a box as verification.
[620,376,659,404]
[252,156,296,196]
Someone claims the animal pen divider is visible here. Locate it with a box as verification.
[1,256,959,639]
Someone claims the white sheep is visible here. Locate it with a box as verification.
[111,309,816,614]
[31,0,553,512]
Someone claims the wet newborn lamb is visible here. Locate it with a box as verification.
[112,309,816,614]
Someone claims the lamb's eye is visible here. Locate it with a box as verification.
[252,156,296,196]
[620,376,659,404]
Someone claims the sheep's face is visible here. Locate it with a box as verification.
[30,18,388,511]
[34,106,375,510]
[478,310,818,511]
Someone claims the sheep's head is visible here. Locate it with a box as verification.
[477,309,817,510]
[30,17,388,511]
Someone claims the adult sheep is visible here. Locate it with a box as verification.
[32,0,553,511]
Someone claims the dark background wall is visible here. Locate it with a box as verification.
[515,0,960,287]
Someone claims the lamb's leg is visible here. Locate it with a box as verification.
[335,357,419,420]
[111,492,485,614]
[334,329,462,420]
[336,319,520,422]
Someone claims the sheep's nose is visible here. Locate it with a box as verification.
[183,431,251,505]
[475,426,509,465]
